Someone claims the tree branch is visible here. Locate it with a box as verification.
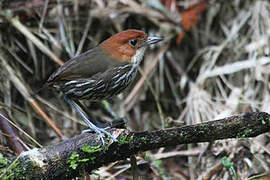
[5,112,270,179]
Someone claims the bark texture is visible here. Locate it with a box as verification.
[4,112,270,179]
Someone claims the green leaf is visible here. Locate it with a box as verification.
[79,158,89,162]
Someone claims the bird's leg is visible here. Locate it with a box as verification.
[73,99,104,127]
[64,95,118,144]
[74,99,125,130]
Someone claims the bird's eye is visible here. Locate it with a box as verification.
[129,39,138,47]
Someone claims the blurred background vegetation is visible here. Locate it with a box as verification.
[0,0,269,179]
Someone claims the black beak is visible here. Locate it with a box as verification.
[142,36,163,47]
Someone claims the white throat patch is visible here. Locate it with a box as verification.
[131,47,147,65]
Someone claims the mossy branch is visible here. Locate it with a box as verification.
[3,112,270,179]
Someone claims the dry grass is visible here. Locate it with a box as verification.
[0,0,269,179]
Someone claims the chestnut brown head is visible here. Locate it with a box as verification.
[99,29,163,64]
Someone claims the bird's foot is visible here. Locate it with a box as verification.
[82,126,118,145]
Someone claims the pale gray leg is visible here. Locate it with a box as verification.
[64,95,117,144]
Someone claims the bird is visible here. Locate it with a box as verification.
[47,29,163,144]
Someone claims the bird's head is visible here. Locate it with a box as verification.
[99,29,163,64]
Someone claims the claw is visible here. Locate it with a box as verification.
[97,131,105,145]
[82,127,118,144]
[98,128,118,142]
